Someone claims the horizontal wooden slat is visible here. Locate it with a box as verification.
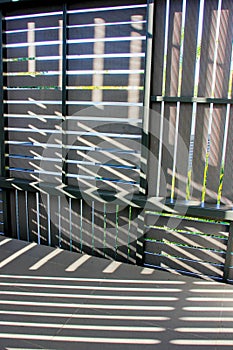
[145,228,228,252]
[144,252,224,279]
[144,239,225,266]
[145,213,229,237]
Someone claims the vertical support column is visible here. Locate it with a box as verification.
[136,210,145,266]
[27,22,36,75]
[140,0,154,195]
[223,222,233,283]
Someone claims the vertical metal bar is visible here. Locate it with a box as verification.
[58,195,61,247]
[91,200,95,254]
[223,222,233,282]
[80,198,83,253]
[115,204,119,260]
[140,0,154,194]
[217,42,233,207]
[25,191,30,241]
[136,212,145,266]
[156,0,170,196]
[47,193,51,246]
[170,0,187,203]
[201,0,222,207]
[127,205,132,262]
[69,197,72,251]
[186,0,205,200]
[103,203,107,257]
[15,189,20,240]
[36,192,41,244]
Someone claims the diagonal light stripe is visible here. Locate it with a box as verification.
[103,261,122,273]
[29,248,62,270]
[0,274,186,285]
[0,282,182,293]
[65,255,91,272]
[0,238,12,247]
[0,243,37,268]
[140,267,154,275]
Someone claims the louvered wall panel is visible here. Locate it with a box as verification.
[144,212,230,280]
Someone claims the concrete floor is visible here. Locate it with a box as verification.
[0,235,233,350]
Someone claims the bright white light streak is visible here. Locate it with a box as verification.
[29,248,62,270]
[141,267,154,275]
[0,291,175,302]
[0,333,160,344]
[156,0,170,196]
[65,255,91,272]
[27,22,35,74]
[59,20,63,89]
[5,127,60,133]
[6,348,54,350]
[3,20,145,35]
[183,306,233,312]
[4,40,61,48]
[4,36,145,48]
[102,261,122,273]
[0,282,181,293]
[67,4,147,15]
[5,100,59,106]
[193,280,223,285]
[68,20,146,30]
[190,288,233,293]
[175,327,233,333]
[170,340,233,346]
[5,11,62,20]
[5,113,60,120]
[0,290,175,302]
[180,316,233,322]
[187,297,233,302]
[0,238,12,246]
[0,274,185,285]
[0,321,165,332]
[0,243,37,268]
[4,53,144,63]
[0,300,174,311]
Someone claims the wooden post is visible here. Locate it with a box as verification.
[223,222,233,283]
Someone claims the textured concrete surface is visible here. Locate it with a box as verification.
[0,235,233,349]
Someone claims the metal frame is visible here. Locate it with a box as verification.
[223,222,233,282]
